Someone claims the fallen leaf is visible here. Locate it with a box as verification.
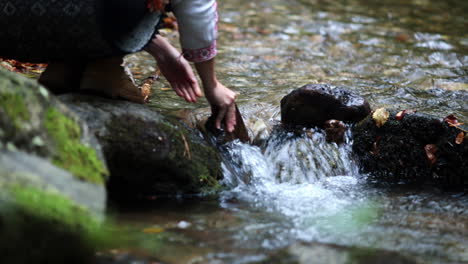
[0,58,47,74]
[139,75,157,103]
[181,133,191,160]
[455,132,464,144]
[424,144,438,166]
[142,227,165,234]
[395,109,417,121]
[370,136,381,155]
[443,114,463,126]
[372,108,389,128]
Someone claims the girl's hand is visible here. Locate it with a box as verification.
[204,81,237,132]
[144,35,202,103]
[194,59,238,132]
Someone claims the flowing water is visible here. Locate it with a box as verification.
[118,0,468,263]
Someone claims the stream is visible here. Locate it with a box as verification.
[117,0,468,263]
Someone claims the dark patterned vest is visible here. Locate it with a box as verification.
[0,0,161,62]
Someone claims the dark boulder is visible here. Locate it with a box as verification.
[60,94,223,199]
[352,109,467,188]
[280,84,371,128]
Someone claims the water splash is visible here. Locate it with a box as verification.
[220,129,379,247]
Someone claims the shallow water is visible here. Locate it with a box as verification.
[119,0,468,263]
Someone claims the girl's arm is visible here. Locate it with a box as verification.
[195,58,237,132]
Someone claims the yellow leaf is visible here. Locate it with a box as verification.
[372,108,389,128]
[142,227,165,234]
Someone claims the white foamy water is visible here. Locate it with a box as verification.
[220,130,378,246]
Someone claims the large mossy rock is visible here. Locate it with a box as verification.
[60,94,223,199]
[0,68,108,185]
[281,84,371,128]
[0,69,109,263]
[0,151,109,264]
[352,109,467,188]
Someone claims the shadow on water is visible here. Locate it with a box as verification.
[117,0,468,263]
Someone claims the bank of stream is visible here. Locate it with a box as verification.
[117,0,467,263]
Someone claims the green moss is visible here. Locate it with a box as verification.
[0,92,30,129]
[158,120,222,189]
[10,185,109,246]
[44,108,107,184]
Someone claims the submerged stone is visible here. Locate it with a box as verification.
[60,94,223,199]
[352,110,467,188]
[280,84,371,128]
[256,242,419,264]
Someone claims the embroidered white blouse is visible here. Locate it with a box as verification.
[171,0,218,63]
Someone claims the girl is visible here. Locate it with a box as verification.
[0,0,237,132]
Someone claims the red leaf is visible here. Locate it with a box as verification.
[395,109,417,121]
[444,114,460,125]
[424,144,438,166]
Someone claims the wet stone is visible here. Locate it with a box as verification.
[280,84,371,128]
[324,119,347,144]
[205,103,250,144]
[256,242,419,264]
[352,110,468,189]
[59,94,223,200]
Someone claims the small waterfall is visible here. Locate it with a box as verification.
[221,128,360,195]
[264,129,359,184]
[219,129,379,246]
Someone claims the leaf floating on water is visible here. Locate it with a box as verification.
[142,227,165,234]
[455,132,465,145]
[395,109,416,121]
[424,144,438,166]
[372,108,389,128]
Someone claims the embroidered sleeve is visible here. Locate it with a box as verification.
[171,0,218,63]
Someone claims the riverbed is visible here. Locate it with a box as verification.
[118,0,468,263]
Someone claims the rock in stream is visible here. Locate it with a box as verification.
[352,109,467,188]
[60,94,223,199]
[280,84,371,128]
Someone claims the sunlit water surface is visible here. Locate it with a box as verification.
[119,0,468,263]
